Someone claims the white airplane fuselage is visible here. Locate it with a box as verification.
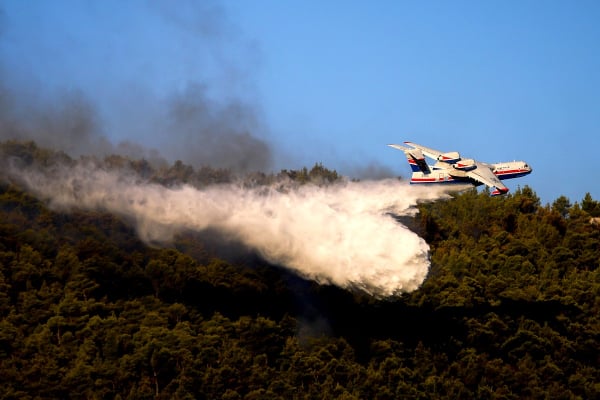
[410,160,532,185]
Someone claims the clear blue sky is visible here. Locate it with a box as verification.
[1,0,599,204]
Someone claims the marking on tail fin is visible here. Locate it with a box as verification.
[388,144,431,174]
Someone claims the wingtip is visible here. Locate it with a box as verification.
[491,187,509,196]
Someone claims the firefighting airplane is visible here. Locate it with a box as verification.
[388,141,532,196]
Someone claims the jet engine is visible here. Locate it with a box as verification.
[437,151,460,163]
[452,158,476,171]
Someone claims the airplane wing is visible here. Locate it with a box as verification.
[403,142,446,160]
[466,162,509,195]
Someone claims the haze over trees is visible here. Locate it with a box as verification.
[0,141,598,399]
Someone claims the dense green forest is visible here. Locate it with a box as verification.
[0,141,598,399]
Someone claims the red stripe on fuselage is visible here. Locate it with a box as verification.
[411,178,437,182]
[410,177,455,182]
[494,169,528,176]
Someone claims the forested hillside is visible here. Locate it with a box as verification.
[0,141,598,399]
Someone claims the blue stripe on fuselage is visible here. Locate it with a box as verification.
[497,171,530,180]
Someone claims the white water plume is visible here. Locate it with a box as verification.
[13,164,453,296]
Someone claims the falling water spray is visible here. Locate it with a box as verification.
[9,161,453,296]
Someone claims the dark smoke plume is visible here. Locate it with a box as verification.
[159,83,272,171]
[0,1,272,173]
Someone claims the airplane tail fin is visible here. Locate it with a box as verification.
[388,144,431,174]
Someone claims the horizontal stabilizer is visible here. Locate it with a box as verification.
[387,144,410,151]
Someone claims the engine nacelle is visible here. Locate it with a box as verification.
[452,158,476,171]
[437,151,461,163]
